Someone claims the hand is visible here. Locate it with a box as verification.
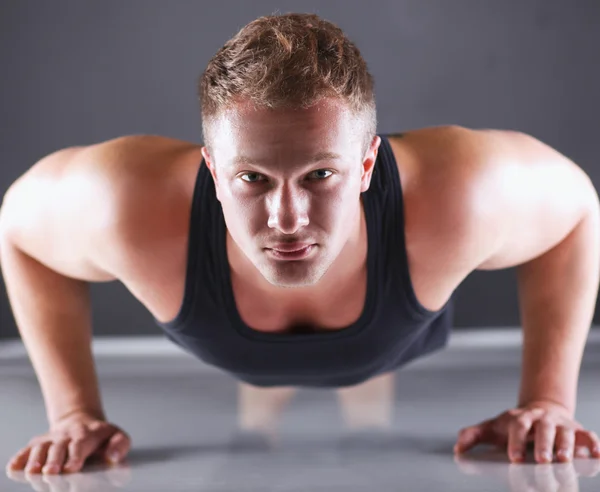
[5,410,131,474]
[454,401,600,463]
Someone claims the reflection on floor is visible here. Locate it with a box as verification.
[1,329,600,491]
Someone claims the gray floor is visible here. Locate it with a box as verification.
[1,332,600,492]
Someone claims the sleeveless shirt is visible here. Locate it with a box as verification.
[154,135,456,387]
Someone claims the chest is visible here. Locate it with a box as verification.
[228,265,368,334]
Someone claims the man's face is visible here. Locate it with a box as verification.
[202,98,379,288]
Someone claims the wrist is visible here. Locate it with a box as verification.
[50,407,106,426]
[519,399,574,418]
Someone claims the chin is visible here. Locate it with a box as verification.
[260,261,327,289]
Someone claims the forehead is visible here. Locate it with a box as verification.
[212,98,363,165]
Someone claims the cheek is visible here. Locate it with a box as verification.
[313,189,357,229]
[219,191,264,235]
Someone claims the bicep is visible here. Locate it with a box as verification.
[0,147,118,282]
[474,131,597,270]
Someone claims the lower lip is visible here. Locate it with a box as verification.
[266,245,315,260]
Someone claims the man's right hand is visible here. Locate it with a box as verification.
[5,411,131,474]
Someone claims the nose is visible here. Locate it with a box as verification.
[267,183,310,234]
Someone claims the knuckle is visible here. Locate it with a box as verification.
[46,446,67,462]
[515,418,530,430]
[68,439,86,457]
[112,432,128,443]
[115,434,131,451]
[29,443,46,454]
[68,453,85,464]
[27,437,41,447]
[25,457,41,469]
[70,436,88,445]
[557,425,574,437]
[70,430,88,441]
[70,433,87,443]
[88,420,108,432]
[27,448,41,457]
[52,438,70,447]
[70,422,88,434]
[17,447,31,456]
[67,447,82,458]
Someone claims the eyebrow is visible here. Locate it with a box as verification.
[233,151,343,168]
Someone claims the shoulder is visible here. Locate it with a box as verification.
[82,134,200,180]
[386,125,527,277]
[77,134,201,277]
[99,134,202,245]
[2,134,199,242]
[80,134,201,234]
[386,125,488,223]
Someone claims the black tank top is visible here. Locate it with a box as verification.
[154,135,456,388]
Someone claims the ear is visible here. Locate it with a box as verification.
[201,147,221,202]
[360,136,381,193]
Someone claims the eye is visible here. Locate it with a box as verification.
[239,169,333,183]
[240,172,265,183]
[308,169,333,180]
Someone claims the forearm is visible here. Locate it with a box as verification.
[0,236,105,425]
[516,205,600,417]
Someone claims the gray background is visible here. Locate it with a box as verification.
[1,0,599,338]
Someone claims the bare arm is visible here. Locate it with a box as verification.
[0,137,184,474]
[451,128,600,464]
[0,146,117,426]
[0,235,105,425]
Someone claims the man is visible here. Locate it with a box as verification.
[1,12,600,476]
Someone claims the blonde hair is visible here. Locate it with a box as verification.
[199,12,377,157]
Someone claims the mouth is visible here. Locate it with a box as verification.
[265,244,315,260]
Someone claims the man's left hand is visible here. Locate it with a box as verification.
[453,401,600,463]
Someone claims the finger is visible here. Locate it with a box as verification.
[508,414,535,463]
[68,436,106,472]
[86,424,117,460]
[63,438,99,473]
[454,426,486,454]
[555,426,575,462]
[25,442,51,474]
[42,440,69,474]
[575,430,600,459]
[104,431,132,464]
[533,418,556,464]
[6,447,31,471]
[575,446,589,458]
